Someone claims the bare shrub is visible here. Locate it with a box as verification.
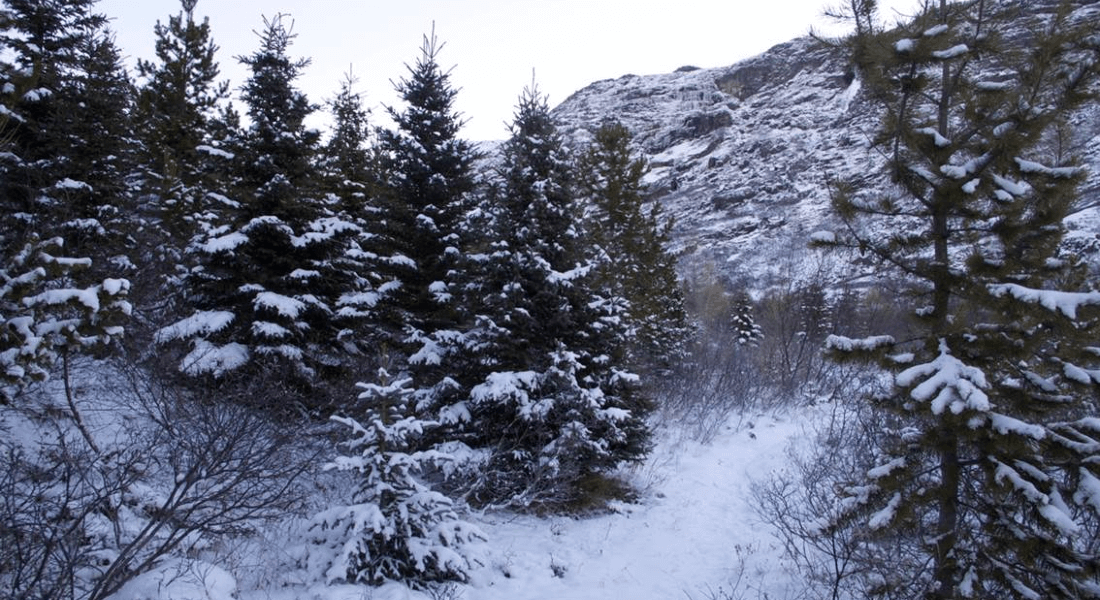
[751,386,933,600]
[0,361,318,600]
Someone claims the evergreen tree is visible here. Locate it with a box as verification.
[315,72,388,339]
[62,28,137,270]
[576,121,691,371]
[132,0,230,247]
[0,0,135,279]
[730,291,763,347]
[371,28,479,424]
[158,14,360,409]
[306,368,483,588]
[319,71,375,204]
[818,2,1100,598]
[464,86,650,508]
[0,0,132,399]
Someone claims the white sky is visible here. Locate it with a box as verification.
[98,0,921,141]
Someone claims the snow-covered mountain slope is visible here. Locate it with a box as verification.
[551,5,1100,291]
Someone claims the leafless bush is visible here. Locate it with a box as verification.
[86,371,318,600]
[681,543,807,600]
[660,265,898,442]
[654,336,763,443]
[0,424,139,600]
[751,389,930,600]
[751,401,874,600]
[0,362,319,600]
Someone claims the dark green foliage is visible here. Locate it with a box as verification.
[819,2,1100,598]
[315,72,387,344]
[463,90,652,510]
[576,121,691,371]
[372,29,478,349]
[0,0,135,278]
[369,28,480,432]
[0,0,133,399]
[133,0,230,247]
[472,83,586,374]
[159,14,361,411]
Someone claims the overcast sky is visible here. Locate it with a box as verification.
[98,0,921,141]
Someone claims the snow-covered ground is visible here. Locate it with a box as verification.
[105,407,812,600]
[457,415,802,600]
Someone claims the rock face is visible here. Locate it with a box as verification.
[550,4,1100,292]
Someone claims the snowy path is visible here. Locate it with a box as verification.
[110,412,811,600]
[460,414,803,600]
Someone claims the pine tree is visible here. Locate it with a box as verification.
[158,14,360,409]
[818,2,1100,598]
[132,0,230,248]
[319,71,375,204]
[576,121,691,371]
[61,28,137,272]
[0,0,136,280]
[315,72,388,339]
[371,27,479,425]
[0,0,132,399]
[306,368,483,588]
[730,291,763,347]
[464,85,650,509]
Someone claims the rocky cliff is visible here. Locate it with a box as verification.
[551,2,1100,292]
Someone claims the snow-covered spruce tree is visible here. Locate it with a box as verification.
[464,85,650,509]
[319,71,376,214]
[816,2,1100,598]
[315,72,389,342]
[575,121,691,373]
[158,14,362,411]
[0,237,131,402]
[0,0,132,400]
[306,368,483,588]
[132,0,230,266]
[0,0,136,282]
[370,28,479,428]
[730,291,763,347]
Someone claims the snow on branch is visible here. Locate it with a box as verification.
[932,44,968,60]
[155,310,235,343]
[1015,158,1084,179]
[916,127,951,147]
[825,334,895,353]
[253,291,306,318]
[988,283,1100,319]
[896,339,989,415]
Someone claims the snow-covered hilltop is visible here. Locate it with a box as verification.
[550,2,1100,290]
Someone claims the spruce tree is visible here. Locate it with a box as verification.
[0,0,136,279]
[576,121,691,372]
[464,85,650,508]
[306,368,483,588]
[316,72,388,339]
[730,291,763,347]
[371,28,479,425]
[133,0,229,249]
[158,14,360,410]
[818,2,1100,598]
[319,71,375,205]
[0,0,132,399]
